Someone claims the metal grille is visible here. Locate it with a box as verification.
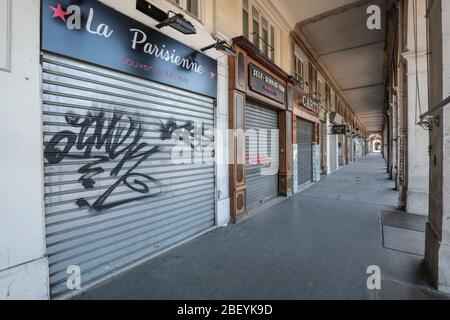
[297,118,313,185]
[245,103,279,211]
[42,53,215,298]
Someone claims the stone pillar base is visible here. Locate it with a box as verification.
[425,223,450,293]
[406,191,429,216]
[0,257,49,300]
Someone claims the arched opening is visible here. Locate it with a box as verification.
[373,139,382,153]
[368,134,382,154]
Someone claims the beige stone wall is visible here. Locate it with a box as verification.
[402,0,429,215]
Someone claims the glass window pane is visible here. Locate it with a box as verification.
[262,17,269,55]
[252,7,260,49]
[187,0,199,18]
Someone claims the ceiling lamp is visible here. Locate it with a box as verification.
[156,10,196,35]
[201,40,237,57]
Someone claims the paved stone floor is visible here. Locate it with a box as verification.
[75,154,450,300]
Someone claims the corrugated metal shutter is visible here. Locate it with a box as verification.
[42,53,216,298]
[245,103,279,211]
[297,118,313,185]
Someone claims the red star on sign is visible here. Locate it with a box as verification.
[50,3,69,22]
[209,71,216,80]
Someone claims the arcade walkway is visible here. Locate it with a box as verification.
[75,154,449,300]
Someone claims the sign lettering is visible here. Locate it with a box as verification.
[331,125,347,135]
[249,64,286,104]
[42,0,217,97]
[301,95,320,114]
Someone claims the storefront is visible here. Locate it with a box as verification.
[41,0,219,298]
[229,37,293,222]
[292,91,320,189]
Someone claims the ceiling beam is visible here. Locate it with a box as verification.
[297,0,376,27]
[319,40,386,57]
[342,83,385,91]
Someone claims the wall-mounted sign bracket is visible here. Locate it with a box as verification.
[136,0,167,22]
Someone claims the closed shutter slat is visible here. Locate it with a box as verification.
[297,118,313,185]
[42,53,215,298]
[245,103,279,211]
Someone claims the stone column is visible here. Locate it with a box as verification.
[397,66,408,209]
[279,110,293,196]
[425,0,450,292]
[403,50,430,215]
[390,100,398,186]
[402,0,429,216]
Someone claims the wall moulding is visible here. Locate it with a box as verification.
[0,0,12,72]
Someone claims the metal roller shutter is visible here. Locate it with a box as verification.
[297,118,313,185]
[42,53,216,298]
[245,103,279,211]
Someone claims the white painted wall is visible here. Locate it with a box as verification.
[0,0,49,299]
[328,133,339,174]
[216,56,231,226]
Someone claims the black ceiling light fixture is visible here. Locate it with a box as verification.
[136,0,196,34]
[156,10,197,35]
[136,0,168,22]
[201,39,237,57]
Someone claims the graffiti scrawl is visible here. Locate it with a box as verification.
[44,110,189,213]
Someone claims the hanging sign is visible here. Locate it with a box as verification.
[249,64,286,104]
[331,125,347,135]
[41,0,218,98]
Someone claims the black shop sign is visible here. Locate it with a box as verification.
[41,0,217,98]
[249,64,286,104]
[331,125,347,135]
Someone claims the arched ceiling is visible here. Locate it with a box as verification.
[282,0,390,131]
